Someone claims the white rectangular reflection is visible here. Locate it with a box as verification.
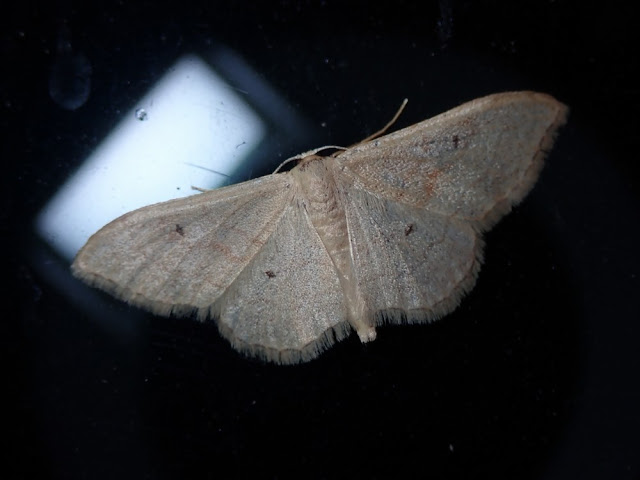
[37,55,266,261]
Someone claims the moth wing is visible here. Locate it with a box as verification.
[341,186,482,324]
[73,174,350,363]
[337,91,568,230]
[212,198,350,363]
[72,174,294,317]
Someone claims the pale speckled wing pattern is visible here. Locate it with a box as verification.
[336,92,567,230]
[72,174,293,316]
[329,92,567,331]
[338,184,482,327]
[212,199,350,363]
[73,173,350,363]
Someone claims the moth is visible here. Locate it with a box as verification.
[72,91,568,364]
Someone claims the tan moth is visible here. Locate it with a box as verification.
[72,91,568,364]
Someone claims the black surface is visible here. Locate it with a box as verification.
[3,1,639,479]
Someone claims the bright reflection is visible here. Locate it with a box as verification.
[37,55,266,261]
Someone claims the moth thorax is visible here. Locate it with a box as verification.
[293,156,340,207]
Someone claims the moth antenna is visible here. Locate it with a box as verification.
[275,99,408,170]
[273,145,347,173]
[350,98,409,147]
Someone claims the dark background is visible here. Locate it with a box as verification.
[3,1,639,479]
